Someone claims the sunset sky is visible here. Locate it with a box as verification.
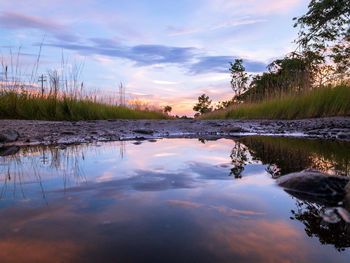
[0,0,308,115]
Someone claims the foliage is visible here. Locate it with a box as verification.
[229,59,249,97]
[294,0,350,78]
[241,53,317,102]
[163,105,172,114]
[199,84,350,120]
[193,94,212,115]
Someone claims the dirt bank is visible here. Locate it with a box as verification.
[1,117,350,148]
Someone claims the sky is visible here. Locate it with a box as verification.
[0,0,308,115]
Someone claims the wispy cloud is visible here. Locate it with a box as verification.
[211,18,267,30]
[206,0,304,15]
[44,42,197,66]
[166,26,200,36]
[153,80,178,85]
[189,56,266,74]
[0,11,78,42]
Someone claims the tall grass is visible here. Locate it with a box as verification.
[200,84,350,120]
[0,48,168,121]
[0,92,167,121]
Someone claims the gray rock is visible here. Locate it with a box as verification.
[277,170,350,206]
[344,182,350,213]
[0,129,19,143]
[337,132,350,140]
[133,129,154,135]
[227,126,243,133]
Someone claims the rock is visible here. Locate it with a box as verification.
[0,129,19,143]
[227,126,243,133]
[277,170,350,206]
[344,182,350,213]
[61,131,75,135]
[133,129,154,135]
[0,146,20,156]
[337,132,350,140]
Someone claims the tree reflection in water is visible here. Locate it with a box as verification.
[240,136,350,177]
[229,142,250,178]
[291,199,350,252]
[233,136,350,251]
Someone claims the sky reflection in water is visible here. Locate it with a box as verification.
[0,137,349,263]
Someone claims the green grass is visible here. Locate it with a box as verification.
[0,92,169,121]
[200,85,350,120]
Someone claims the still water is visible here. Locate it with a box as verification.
[0,137,350,262]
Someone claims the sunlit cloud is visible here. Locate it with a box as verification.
[153,153,178,157]
[153,80,178,85]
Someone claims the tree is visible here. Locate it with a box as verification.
[193,94,212,115]
[294,0,350,79]
[229,59,249,97]
[163,105,172,114]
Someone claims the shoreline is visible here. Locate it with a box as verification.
[0,117,350,149]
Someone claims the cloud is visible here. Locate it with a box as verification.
[89,37,123,48]
[0,11,78,42]
[166,26,200,36]
[153,80,178,85]
[211,19,267,30]
[45,42,197,66]
[189,56,266,74]
[45,39,266,75]
[207,0,304,15]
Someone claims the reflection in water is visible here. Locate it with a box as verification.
[291,200,350,252]
[0,138,349,262]
[240,136,350,177]
[229,142,250,178]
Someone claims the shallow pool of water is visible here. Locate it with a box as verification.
[0,137,349,262]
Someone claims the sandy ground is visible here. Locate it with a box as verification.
[0,117,350,148]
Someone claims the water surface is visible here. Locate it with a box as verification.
[0,137,350,262]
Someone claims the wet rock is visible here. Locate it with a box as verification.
[0,146,20,156]
[344,182,350,213]
[0,129,19,143]
[337,132,350,140]
[61,131,75,135]
[277,170,350,206]
[133,129,154,135]
[227,126,243,133]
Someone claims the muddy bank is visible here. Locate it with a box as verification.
[0,117,350,149]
